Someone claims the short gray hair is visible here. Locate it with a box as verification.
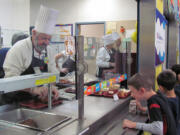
[11,32,29,46]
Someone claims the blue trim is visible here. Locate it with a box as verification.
[156,9,167,25]
[104,22,106,35]
[50,42,64,44]
[51,24,73,43]
[137,0,140,72]
[75,23,79,36]
[75,21,106,36]
[55,24,73,36]
[179,26,180,63]
[166,22,169,68]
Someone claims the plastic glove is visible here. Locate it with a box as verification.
[60,68,69,74]
[116,38,121,47]
[31,86,59,102]
[110,62,115,67]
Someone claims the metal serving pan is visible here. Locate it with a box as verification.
[0,108,70,132]
[0,124,41,135]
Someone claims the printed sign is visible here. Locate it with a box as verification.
[155,9,167,66]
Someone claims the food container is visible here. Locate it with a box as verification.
[129,100,137,114]
[0,108,70,131]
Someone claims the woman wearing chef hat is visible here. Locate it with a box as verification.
[2,5,60,103]
[96,34,117,78]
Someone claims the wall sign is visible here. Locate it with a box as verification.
[51,24,73,43]
[155,9,167,66]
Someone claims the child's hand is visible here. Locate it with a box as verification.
[122,119,136,129]
[136,100,147,112]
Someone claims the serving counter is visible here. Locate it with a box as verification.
[0,95,147,135]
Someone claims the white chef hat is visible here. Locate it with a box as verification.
[112,32,120,41]
[34,5,59,35]
[103,34,115,46]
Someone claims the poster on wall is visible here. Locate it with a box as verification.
[64,36,75,56]
[171,0,174,6]
[155,64,163,91]
[156,0,164,14]
[179,26,180,63]
[179,0,180,19]
[51,24,73,43]
[106,22,117,34]
[155,9,167,66]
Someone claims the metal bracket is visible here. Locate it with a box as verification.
[77,62,88,75]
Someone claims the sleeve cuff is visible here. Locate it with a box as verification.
[136,122,143,130]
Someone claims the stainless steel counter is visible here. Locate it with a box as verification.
[94,104,147,135]
[0,122,41,135]
[0,96,147,135]
[44,96,129,135]
[47,96,147,135]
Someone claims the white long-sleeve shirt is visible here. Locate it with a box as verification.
[136,121,163,135]
[96,47,114,76]
[3,37,59,77]
[96,47,112,68]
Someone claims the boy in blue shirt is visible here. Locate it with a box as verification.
[157,70,180,134]
[171,64,180,92]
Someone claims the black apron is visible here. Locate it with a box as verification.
[97,47,115,78]
[1,46,48,104]
[60,57,75,77]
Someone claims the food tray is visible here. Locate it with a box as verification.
[20,99,62,109]
[91,90,131,99]
[64,88,76,93]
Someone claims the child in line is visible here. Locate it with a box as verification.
[157,70,180,134]
[171,64,180,91]
[122,73,176,135]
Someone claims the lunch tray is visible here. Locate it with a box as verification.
[20,99,62,109]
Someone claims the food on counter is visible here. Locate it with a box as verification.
[108,90,114,94]
[61,73,98,84]
[107,89,118,95]
[92,88,130,98]
[118,89,131,98]
[102,88,109,91]
[20,99,62,109]
[103,90,117,97]
[118,91,125,97]
[114,84,120,89]
[59,79,73,84]
[93,91,103,96]
[93,89,118,97]
[65,88,76,93]
[109,84,120,90]
[19,119,38,127]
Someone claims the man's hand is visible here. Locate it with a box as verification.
[60,68,69,74]
[110,62,115,67]
[31,86,59,102]
[116,38,121,47]
[122,119,136,129]
[51,86,59,100]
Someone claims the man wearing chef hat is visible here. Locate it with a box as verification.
[3,5,59,103]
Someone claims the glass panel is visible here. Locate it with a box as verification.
[0,1,138,132]
[0,28,28,47]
